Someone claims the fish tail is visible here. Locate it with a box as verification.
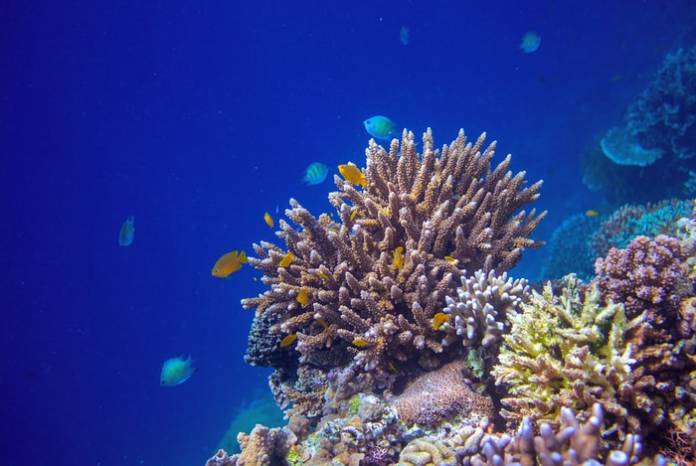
[240,251,248,263]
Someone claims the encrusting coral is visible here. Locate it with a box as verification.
[241,128,545,406]
[389,360,494,427]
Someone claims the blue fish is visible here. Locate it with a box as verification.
[160,355,195,386]
[302,162,329,185]
[364,116,398,141]
[119,216,135,247]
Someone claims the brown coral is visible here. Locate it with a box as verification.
[241,129,544,393]
[593,234,696,442]
[390,360,494,427]
[234,425,295,466]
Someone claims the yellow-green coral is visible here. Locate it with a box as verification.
[492,275,635,437]
[286,446,303,466]
[347,394,361,417]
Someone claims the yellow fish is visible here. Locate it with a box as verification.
[349,207,360,221]
[279,251,295,267]
[211,250,247,278]
[352,337,370,347]
[316,271,330,281]
[280,334,297,348]
[444,255,458,265]
[264,212,274,228]
[338,163,367,188]
[392,246,404,269]
[296,288,310,306]
[585,209,599,218]
[431,312,450,330]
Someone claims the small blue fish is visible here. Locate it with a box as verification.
[302,162,329,185]
[364,116,398,141]
[119,216,135,247]
[400,26,410,46]
[160,355,195,386]
[520,31,541,53]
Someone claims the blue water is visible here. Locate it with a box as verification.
[2,1,694,465]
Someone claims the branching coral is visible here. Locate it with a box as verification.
[395,404,659,466]
[495,232,696,445]
[441,269,529,355]
[241,129,545,398]
[492,275,637,439]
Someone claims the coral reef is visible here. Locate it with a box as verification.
[495,233,696,446]
[395,404,658,466]
[205,449,236,466]
[539,212,603,281]
[241,128,544,413]
[211,425,295,466]
[622,46,696,162]
[594,235,696,440]
[389,360,494,427]
[218,392,286,454]
[584,46,696,205]
[205,124,696,466]
[590,199,692,257]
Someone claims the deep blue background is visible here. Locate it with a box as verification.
[2,1,693,465]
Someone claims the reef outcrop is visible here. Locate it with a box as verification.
[209,126,696,466]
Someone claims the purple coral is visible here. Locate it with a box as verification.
[594,234,689,318]
[359,446,395,466]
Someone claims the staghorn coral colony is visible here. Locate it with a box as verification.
[208,128,696,466]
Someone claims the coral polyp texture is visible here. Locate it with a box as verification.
[241,128,544,387]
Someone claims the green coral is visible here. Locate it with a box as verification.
[466,348,484,379]
[286,447,303,466]
[347,394,361,417]
[492,275,635,437]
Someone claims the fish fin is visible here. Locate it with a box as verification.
[240,251,248,263]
